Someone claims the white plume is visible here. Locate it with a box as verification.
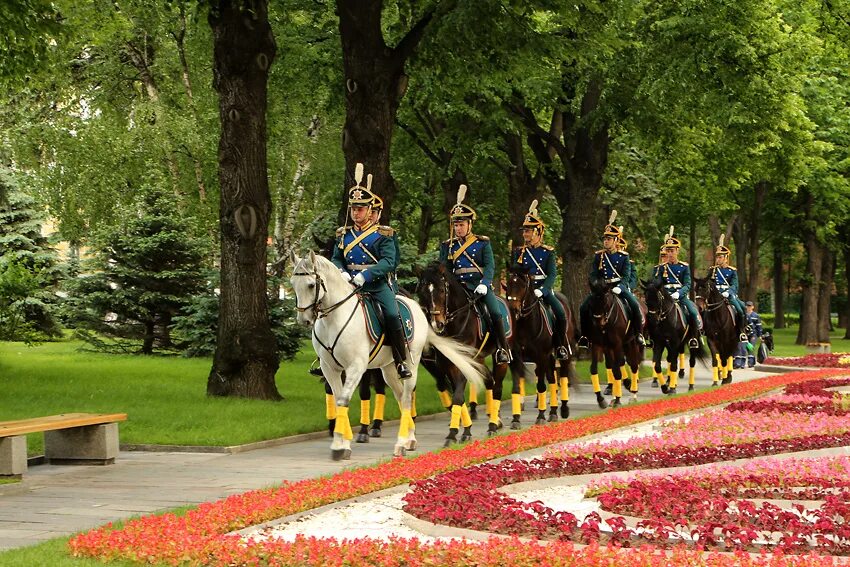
[528,199,538,216]
[608,209,617,224]
[669,225,674,237]
[718,233,725,247]
[354,163,364,185]
[366,173,373,191]
[456,184,467,206]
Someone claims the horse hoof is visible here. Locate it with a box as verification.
[688,385,695,392]
[487,428,497,437]
[469,405,478,421]
[460,433,472,443]
[535,418,547,425]
[356,433,369,443]
[612,398,621,408]
[651,379,659,388]
[343,449,352,460]
[405,439,418,451]
[443,437,457,448]
[393,446,406,457]
[629,395,638,404]
[678,369,685,379]
[510,420,522,430]
[547,413,558,423]
[660,384,669,394]
[331,449,346,461]
[596,393,608,409]
[368,428,382,438]
[712,381,719,387]
[560,404,569,419]
[722,377,733,385]
[604,384,613,396]
[667,387,677,395]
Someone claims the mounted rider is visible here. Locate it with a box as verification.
[510,199,569,360]
[706,234,748,341]
[438,185,510,364]
[331,163,412,379]
[653,226,702,348]
[578,211,645,347]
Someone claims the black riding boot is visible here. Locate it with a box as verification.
[737,311,748,341]
[489,311,511,364]
[577,304,591,348]
[553,316,569,360]
[387,326,413,379]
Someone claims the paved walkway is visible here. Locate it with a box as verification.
[0,365,771,550]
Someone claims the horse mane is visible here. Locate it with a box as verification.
[421,262,467,296]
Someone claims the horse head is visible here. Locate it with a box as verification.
[504,266,533,315]
[588,279,617,326]
[417,262,451,333]
[289,251,348,326]
[641,279,675,320]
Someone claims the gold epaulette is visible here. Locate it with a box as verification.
[476,235,489,241]
[679,261,689,266]
[595,249,605,254]
[543,244,554,251]
[377,225,394,237]
[442,238,453,245]
[729,266,737,270]
[620,250,629,256]
[335,226,346,238]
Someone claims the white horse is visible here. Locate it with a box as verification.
[290,251,487,460]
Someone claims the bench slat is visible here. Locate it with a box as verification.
[0,413,127,437]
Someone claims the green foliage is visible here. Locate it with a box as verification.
[172,275,307,360]
[63,191,208,355]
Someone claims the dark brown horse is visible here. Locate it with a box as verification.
[504,267,578,424]
[583,280,643,407]
[694,276,737,385]
[642,279,707,393]
[417,263,521,444]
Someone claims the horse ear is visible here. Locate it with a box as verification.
[290,250,299,267]
[308,250,317,268]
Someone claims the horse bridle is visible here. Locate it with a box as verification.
[506,273,539,319]
[646,288,676,322]
[590,289,620,328]
[421,275,476,334]
[695,283,727,312]
[292,269,361,319]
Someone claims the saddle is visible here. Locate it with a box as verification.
[468,292,513,340]
[360,295,415,345]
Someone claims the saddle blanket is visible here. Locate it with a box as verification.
[362,297,415,345]
[475,296,514,340]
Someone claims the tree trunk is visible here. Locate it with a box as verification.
[504,132,543,246]
[797,229,823,345]
[142,320,155,355]
[688,221,696,292]
[336,1,435,225]
[773,245,785,329]
[817,247,834,342]
[207,0,281,400]
[844,244,850,337]
[733,218,748,298]
[555,179,602,315]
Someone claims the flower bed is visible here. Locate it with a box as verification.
[403,375,850,555]
[765,353,850,368]
[69,369,843,565]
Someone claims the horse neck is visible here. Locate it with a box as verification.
[315,264,360,321]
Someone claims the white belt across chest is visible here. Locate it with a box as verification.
[604,277,621,283]
[454,267,479,276]
[665,283,682,289]
[347,263,375,271]
[532,274,546,281]
[717,284,730,290]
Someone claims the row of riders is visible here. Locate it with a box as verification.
[291,163,748,460]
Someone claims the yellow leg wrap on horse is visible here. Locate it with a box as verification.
[486,389,494,417]
[606,368,614,384]
[689,366,696,385]
[537,392,546,411]
[630,369,640,392]
[548,383,558,407]
[712,366,720,383]
[411,391,417,418]
[511,393,522,416]
[360,400,370,426]
[591,373,601,393]
[326,394,337,420]
[613,378,623,398]
[469,382,478,404]
[715,353,722,366]
[657,370,666,385]
[373,393,386,421]
[679,353,685,368]
[450,405,462,429]
[398,409,412,438]
[491,399,502,424]
[520,379,526,397]
[726,357,733,374]
[560,376,569,401]
[620,365,628,383]
[668,369,677,389]
[438,390,452,408]
[335,406,353,440]
[460,404,472,428]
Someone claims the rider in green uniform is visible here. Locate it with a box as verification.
[438,185,510,364]
[706,234,748,341]
[653,226,702,349]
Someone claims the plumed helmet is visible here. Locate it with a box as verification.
[617,226,627,249]
[449,184,476,221]
[347,163,376,207]
[715,233,730,256]
[603,210,622,238]
[521,199,545,231]
[663,225,681,249]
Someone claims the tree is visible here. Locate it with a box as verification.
[64,191,207,354]
[206,0,281,399]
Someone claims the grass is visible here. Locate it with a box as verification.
[765,325,850,357]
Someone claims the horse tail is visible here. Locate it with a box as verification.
[425,329,488,391]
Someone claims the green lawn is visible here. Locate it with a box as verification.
[766,326,850,357]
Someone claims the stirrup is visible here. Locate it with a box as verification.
[637,334,646,346]
[555,346,569,360]
[494,348,510,364]
[309,359,324,377]
[577,336,589,349]
[688,337,699,348]
[396,362,412,379]
[740,332,748,342]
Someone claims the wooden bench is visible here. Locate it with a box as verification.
[0,413,127,477]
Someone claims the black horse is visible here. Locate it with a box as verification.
[694,277,738,385]
[642,279,707,393]
[417,263,521,444]
[584,280,644,407]
[505,266,581,423]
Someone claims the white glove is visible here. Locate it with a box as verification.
[340,271,352,283]
[352,273,366,286]
[533,288,543,298]
[671,292,680,300]
[474,284,488,296]
[612,286,622,295]
[721,291,730,298]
